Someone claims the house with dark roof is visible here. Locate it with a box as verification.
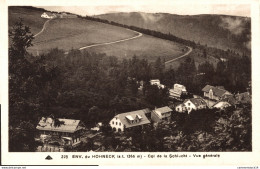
[202,85,232,101]
[151,106,173,123]
[36,117,85,146]
[183,98,207,113]
[109,109,151,132]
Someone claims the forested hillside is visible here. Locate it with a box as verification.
[96,12,251,55]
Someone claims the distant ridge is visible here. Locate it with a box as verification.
[96,12,251,55]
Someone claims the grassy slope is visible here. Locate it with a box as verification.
[96,12,251,54]
[85,34,186,62]
[9,6,47,34]
[29,18,138,55]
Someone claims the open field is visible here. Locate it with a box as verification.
[85,34,186,62]
[9,7,47,34]
[9,7,187,64]
[28,18,139,55]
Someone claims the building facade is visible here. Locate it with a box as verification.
[36,117,85,146]
[151,106,173,123]
[183,98,207,113]
[169,84,187,100]
[109,109,151,132]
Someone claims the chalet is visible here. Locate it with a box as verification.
[169,84,187,99]
[36,117,85,146]
[202,85,232,101]
[150,79,165,89]
[109,109,151,132]
[41,12,56,19]
[183,98,207,113]
[151,106,173,123]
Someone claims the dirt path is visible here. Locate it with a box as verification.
[78,29,143,51]
[33,19,52,38]
[165,46,193,64]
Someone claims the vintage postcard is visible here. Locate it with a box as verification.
[1,0,260,166]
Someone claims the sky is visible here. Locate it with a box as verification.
[39,4,251,17]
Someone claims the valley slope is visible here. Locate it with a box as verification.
[96,12,251,55]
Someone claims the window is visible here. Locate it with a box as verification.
[119,122,121,126]
[112,121,114,125]
[177,108,179,111]
[188,103,190,106]
[116,122,118,125]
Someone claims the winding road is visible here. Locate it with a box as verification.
[35,19,192,63]
[165,46,193,64]
[79,29,142,51]
[33,19,52,38]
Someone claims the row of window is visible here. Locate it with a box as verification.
[112,121,121,126]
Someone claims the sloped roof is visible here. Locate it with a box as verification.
[36,117,83,133]
[115,109,151,128]
[155,106,173,113]
[170,88,182,97]
[173,84,187,92]
[213,101,232,108]
[185,98,207,107]
[202,85,230,97]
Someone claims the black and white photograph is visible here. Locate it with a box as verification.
[1,0,260,166]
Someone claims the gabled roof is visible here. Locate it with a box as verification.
[36,117,83,133]
[202,85,230,97]
[155,106,173,113]
[184,98,207,107]
[115,109,151,128]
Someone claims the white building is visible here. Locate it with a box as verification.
[109,109,151,132]
[41,12,57,19]
[175,103,186,113]
[169,84,187,99]
[183,98,207,113]
[150,79,165,89]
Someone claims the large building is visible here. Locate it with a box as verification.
[169,84,187,100]
[36,117,85,146]
[202,85,232,101]
[109,109,151,132]
[151,106,173,123]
